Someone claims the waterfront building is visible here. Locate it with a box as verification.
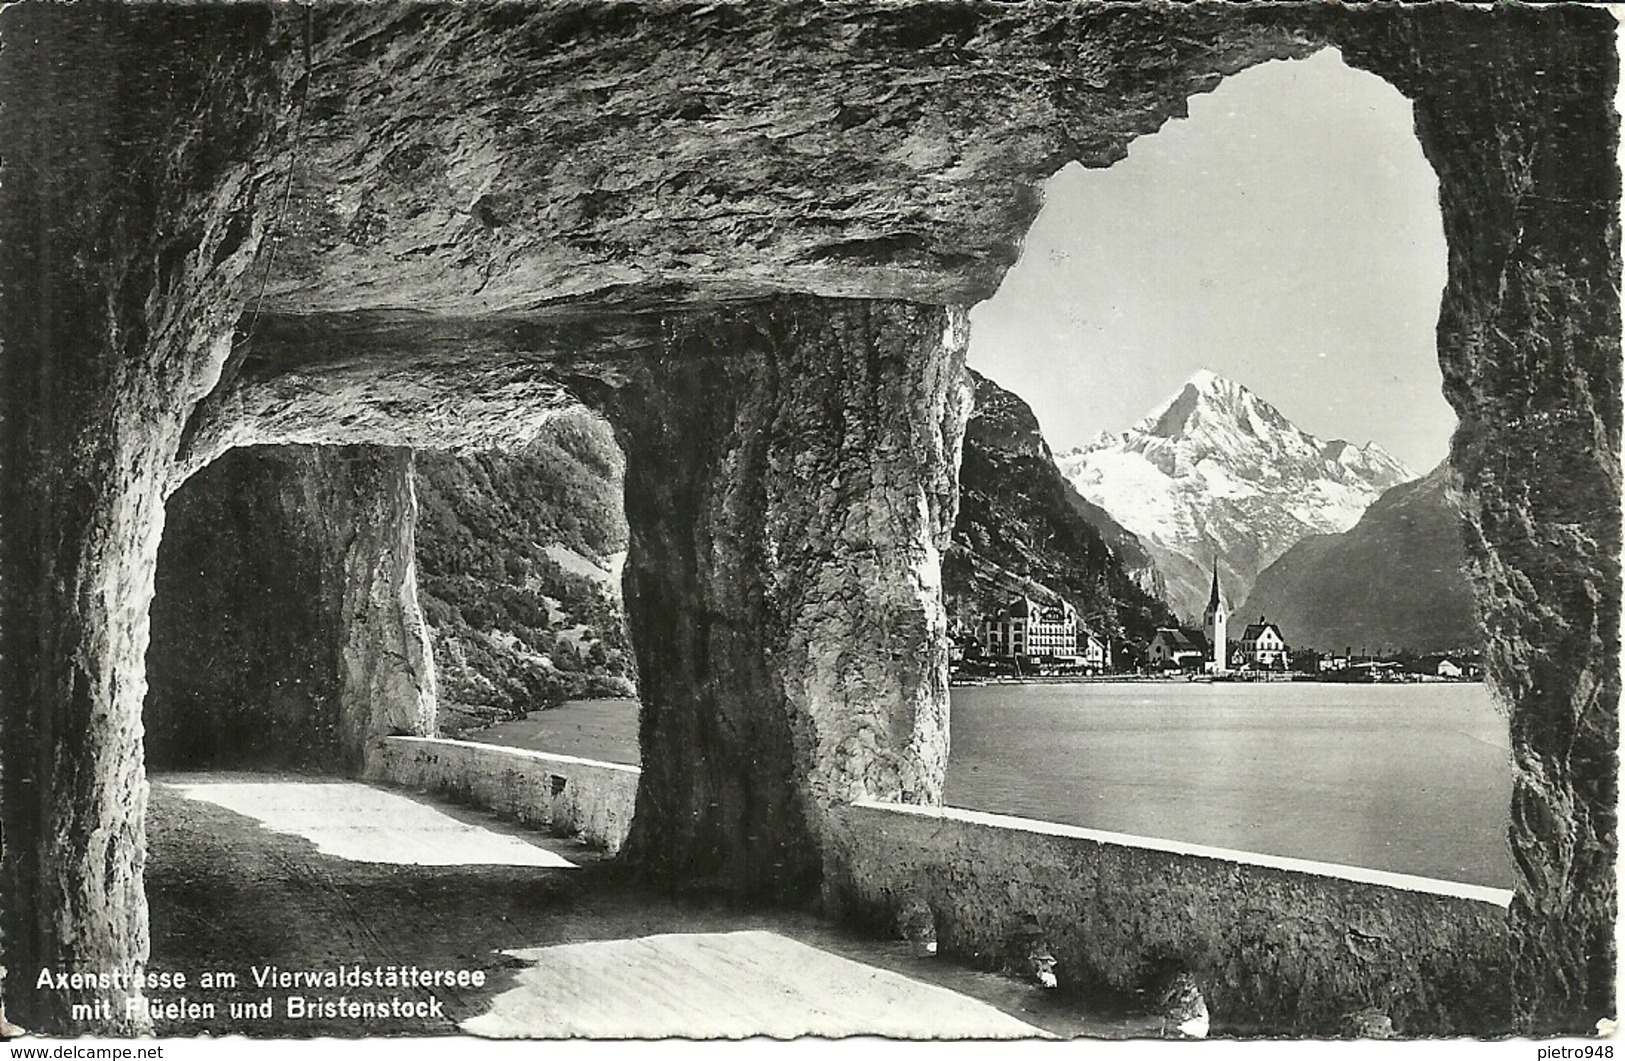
[983,597,1078,659]
[1079,632,1108,672]
[1411,654,1483,680]
[1147,627,1207,671]
[1238,617,1289,669]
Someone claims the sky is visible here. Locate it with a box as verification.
[966,48,1453,474]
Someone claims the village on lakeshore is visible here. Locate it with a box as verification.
[954,562,1485,685]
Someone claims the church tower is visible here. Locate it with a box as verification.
[1203,560,1228,674]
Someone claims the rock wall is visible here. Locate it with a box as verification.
[255,4,1329,315]
[148,452,343,769]
[0,6,294,1033]
[826,802,1514,1037]
[600,296,969,900]
[329,449,440,763]
[1330,11,1621,1031]
[148,446,436,772]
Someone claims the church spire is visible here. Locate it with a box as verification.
[1205,555,1228,675]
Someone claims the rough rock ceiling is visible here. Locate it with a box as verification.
[259,3,1325,318]
[226,2,1339,450]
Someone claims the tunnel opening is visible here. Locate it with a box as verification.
[410,409,635,743]
[143,408,635,775]
[146,447,352,773]
[145,445,436,775]
[948,47,1506,892]
[138,412,645,1034]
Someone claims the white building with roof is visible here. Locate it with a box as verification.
[983,597,1078,659]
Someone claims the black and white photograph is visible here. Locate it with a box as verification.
[0,0,1618,1050]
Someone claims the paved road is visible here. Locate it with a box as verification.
[147,774,1129,1040]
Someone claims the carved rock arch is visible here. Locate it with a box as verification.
[0,3,1614,1035]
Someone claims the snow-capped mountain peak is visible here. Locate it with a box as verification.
[1054,372,1416,621]
[1320,438,1412,484]
[1135,369,1299,450]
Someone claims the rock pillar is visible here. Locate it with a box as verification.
[603,297,970,900]
[0,6,288,1031]
[324,447,440,767]
[1344,22,1622,1032]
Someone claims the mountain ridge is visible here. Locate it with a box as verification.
[947,369,1177,650]
[1241,460,1481,654]
[413,407,637,734]
[1055,370,1414,620]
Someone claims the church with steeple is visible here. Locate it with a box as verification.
[1202,560,1228,675]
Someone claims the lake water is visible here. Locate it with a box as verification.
[470,681,1514,888]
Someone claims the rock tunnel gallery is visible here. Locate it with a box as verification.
[0,0,1618,1043]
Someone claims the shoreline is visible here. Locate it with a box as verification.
[949,672,1485,688]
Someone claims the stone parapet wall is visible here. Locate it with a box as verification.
[824,801,1514,1036]
[367,736,638,853]
[359,740,1518,1038]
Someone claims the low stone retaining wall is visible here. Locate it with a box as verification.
[362,743,1514,1035]
[823,801,1514,1036]
[367,736,638,852]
